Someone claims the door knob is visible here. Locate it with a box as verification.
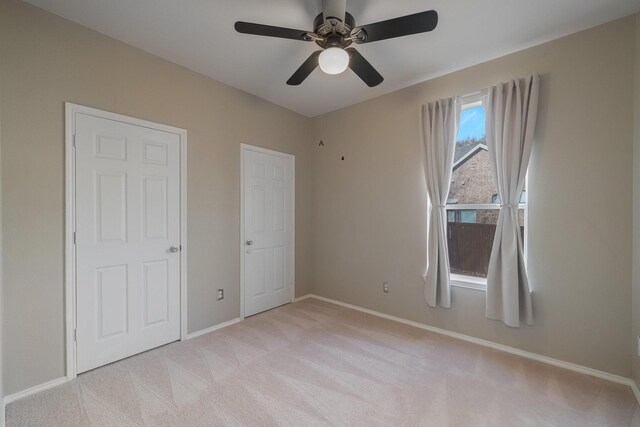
[246,240,254,246]
[169,245,180,253]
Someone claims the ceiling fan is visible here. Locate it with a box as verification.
[235,0,438,87]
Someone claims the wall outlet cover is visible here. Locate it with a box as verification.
[383,281,389,293]
[217,289,224,301]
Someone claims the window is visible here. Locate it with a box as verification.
[446,97,528,290]
[447,210,477,223]
[492,191,527,204]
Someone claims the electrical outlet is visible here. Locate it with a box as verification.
[383,281,389,293]
[217,289,224,301]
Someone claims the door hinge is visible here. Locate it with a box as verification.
[72,134,77,148]
[73,231,77,244]
[74,329,77,342]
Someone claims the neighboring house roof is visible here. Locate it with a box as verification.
[453,143,488,171]
[454,138,484,162]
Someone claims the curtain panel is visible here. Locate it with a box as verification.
[482,75,539,327]
[421,97,461,308]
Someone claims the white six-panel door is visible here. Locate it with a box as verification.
[243,146,294,317]
[75,113,181,373]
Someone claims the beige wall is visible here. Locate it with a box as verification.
[0,19,4,423]
[309,16,635,377]
[633,11,640,388]
[0,0,313,395]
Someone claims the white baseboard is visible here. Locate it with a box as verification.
[293,294,313,303]
[631,381,640,404]
[299,294,637,393]
[185,317,242,340]
[4,376,69,406]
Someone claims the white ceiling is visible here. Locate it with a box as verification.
[25,0,639,117]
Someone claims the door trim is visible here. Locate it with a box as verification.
[240,144,295,319]
[64,103,188,380]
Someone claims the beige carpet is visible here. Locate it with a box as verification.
[6,298,640,426]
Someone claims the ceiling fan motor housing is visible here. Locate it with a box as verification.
[313,12,360,49]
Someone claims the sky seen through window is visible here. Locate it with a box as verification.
[458,105,485,141]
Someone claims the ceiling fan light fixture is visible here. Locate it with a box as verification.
[318,47,349,75]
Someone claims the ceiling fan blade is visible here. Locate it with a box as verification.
[356,10,438,43]
[235,21,310,41]
[346,48,383,87]
[287,51,322,85]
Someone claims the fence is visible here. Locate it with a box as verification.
[447,222,524,278]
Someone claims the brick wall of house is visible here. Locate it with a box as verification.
[448,149,524,225]
[449,149,499,224]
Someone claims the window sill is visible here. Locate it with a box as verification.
[450,274,487,292]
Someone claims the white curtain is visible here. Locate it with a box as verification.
[421,97,461,308]
[483,75,539,327]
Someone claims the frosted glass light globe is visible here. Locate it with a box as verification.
[318,47,349,75]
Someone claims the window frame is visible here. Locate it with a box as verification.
[447,97,529,291]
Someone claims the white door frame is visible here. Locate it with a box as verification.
[240,144,295,319]
[64,103,188,380]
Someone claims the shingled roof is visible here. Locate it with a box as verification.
[453,139,488,171]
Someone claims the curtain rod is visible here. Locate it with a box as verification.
[461,90,481,98]
[422,75,537,106]
[460,90,482,100]
[458,75,539,100]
